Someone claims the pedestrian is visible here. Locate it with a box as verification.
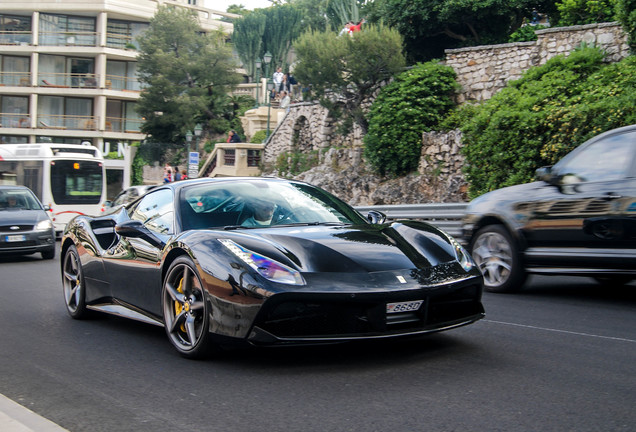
[181,169,188,180]
[163,168,172,183]
[339,21,353,36]
[349,18,365,34]
[272,67,284,96]
[227,130,241,143]
[279,91,291,112]
[173,166,181,181]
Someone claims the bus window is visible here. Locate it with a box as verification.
[50,160,104,205]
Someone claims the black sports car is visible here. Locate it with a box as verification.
[61,177,484,358]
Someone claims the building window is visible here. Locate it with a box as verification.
[37,96,93,130]
[39,55,95,88]
[106,60,140,91]
[106,20,147,50]
[0,55,29,86]
[0,95,29,128]
[247,150,261,167]
[39,14,96,47]
[0,14,31,45]
[106,100,142,133]
[1,135,29,144]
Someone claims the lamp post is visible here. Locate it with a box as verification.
[193,123,202,153]
[253,59,262,108]
[263,52,273,139]
[185,131,192,155]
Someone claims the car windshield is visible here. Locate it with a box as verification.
[0,189,42,211]
[179,180,366,230]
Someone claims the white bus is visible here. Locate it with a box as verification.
[0,143,107,235]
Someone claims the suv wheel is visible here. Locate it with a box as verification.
[470,225,526,293]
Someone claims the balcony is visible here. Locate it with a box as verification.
[105,116,142,133]
[39,72,99,89]
[105,74,141,91]
[0,71,30,87]
[37,114,98,130]
[0,31,32,46]
[39,31,97,47]
[105,33,137,51]
[0,113,30,128]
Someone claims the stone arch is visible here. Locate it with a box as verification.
[292,115,313,152]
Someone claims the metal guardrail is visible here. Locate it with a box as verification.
[355,203,468,238]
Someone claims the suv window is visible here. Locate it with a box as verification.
[129,189,173,235]
[555,131,636,183]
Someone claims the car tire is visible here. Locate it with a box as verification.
[470,225,526,293]
[162,256,213,359]
[62,245,91,319]
[42,247,55,260]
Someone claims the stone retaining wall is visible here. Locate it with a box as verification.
[445,22,629,102]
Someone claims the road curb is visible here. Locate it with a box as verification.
[0,394,68,432]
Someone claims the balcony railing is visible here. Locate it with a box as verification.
[105,33,136,50]
[105,74,141,91]
[105,116,143,133]
[0,113,30,128]
[0,71,31,86]
[39,72,99,88]
[39,31,97,47]
[0,31,32,46]
[37,114,97,130]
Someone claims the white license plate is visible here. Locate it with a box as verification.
[5,234,26,242]
[386,300,424,314]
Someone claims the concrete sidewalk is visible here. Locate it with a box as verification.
[0,394,68,432]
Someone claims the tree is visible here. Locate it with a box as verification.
[136,6,241,147]
[293,24,406,134]
[233,10,267,78]
[616,0,636,52]
[232,4,302,77]
[556,0,618,25]
[368,0,559,62]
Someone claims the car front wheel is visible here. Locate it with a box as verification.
[470,225,526,293]
[162,256,213,359]
[62,245,90,318]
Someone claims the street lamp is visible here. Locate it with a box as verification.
[254,59,262,108]
[263,52,273,139]
[185,130,192,155]
[193,123,202,153]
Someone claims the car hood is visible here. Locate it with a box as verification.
[0,209,48,225]
[467,181,545,211]
[221,221,461,274]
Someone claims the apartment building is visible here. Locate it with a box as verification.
[0,0,233,196]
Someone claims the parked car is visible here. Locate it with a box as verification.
[60,177,484,358]
[105,185,159,210]
[462,124,636,292]
[0,185,56,259]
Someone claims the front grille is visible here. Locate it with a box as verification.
[0,225,33,233]
[256,284,483,339]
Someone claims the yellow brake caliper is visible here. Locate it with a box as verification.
[174,277,187,332]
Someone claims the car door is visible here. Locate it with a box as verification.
[104,188,174,317]
[523,129,636,257]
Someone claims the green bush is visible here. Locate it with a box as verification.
[460,47,636,198]
[275,150,319,177]
[364,61,459,176]
[508,25,547,42]
[250,130,268,143]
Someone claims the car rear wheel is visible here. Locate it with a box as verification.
[62,245,90,318]
[162,256,213,359]
[470,225,526,293]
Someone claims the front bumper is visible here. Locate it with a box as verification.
[0,230,56,255]
[246,279,484,346]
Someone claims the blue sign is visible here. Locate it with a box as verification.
[189,152,199,165]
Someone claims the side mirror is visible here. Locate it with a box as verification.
[43,204,51,211]
[103,200,112,208]
[536,166,554,183]
[367,210,387,224]
[115,220,165,248]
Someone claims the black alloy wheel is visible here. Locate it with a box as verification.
[62,245,90,318]
[162,256,212,359]
[470,225,526,293]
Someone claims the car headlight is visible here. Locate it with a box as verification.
[35,219,54,232]
[449,236,475,272]
[219,239,305,285]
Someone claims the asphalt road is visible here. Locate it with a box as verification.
[1,249,635,432]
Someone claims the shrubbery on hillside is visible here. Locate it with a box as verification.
[364,62,459,176]
[459,47,636,198]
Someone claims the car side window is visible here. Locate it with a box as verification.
[128,189,174,235]
[555,131,636,183]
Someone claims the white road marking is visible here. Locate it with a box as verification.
[484,319,636,343]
